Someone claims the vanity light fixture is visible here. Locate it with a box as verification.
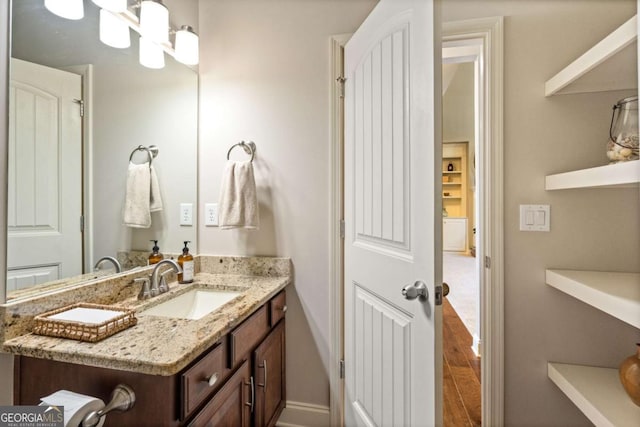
[91,0,128,13]
[44,0,199,68]
[99,9,131,49]
[44,0,84,20]
[174,26,199,66]
[140,0,169,44]
[139,36,165,69]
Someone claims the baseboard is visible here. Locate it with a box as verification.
[276,400,331,427]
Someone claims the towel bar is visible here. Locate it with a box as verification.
[227,141,256,162]
[129,145,159,165]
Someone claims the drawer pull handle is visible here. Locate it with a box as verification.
[257,360,267,390]
[206,373,218,387]
[245,376,254,413]
[280,305,287,313]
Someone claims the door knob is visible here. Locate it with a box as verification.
[401,281,428,300]
[442,282,450,297]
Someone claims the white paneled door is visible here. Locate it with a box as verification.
[344,0,442,426]
[7,59,83,293]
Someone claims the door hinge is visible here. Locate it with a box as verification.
[435,285,443,306]
[336,76,346,98]
[339,359,345,379]
[339,220,345,239]
[73,99,84,117]
[80,215,84,232]
[485,256,491,269]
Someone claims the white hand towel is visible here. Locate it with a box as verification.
[149,165,163,212]
[218,161,259,229]
[123,162,151,228]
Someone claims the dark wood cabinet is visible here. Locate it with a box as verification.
[253,321,285,427]
[187,360,251,427]
[13,291,287,427]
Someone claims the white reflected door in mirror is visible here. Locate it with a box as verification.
[7,58,82,293]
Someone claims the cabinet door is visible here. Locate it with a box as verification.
[253,320,286,427]
[188,360,252,427]
[443,218,467,251]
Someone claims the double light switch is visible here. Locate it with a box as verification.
[519,205,550,232]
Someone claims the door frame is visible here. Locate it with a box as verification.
[329,15,504,426]
[63,64,94,273]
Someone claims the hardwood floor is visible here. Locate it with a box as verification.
[443,298,481,426]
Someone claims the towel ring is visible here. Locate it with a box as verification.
[129,145,159,165]
[227,141,256,162]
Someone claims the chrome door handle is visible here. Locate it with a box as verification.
[401,281,428,300]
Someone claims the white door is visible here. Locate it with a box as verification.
[344,0,442,426]
[7,58,83,293]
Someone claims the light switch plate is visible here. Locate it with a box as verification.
[520,204,550,231]
[205,203,218,226]
[180,203,193,226]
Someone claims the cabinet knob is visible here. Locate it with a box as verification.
[204,372,218,387]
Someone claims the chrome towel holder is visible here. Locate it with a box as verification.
[129,145,159,165]
[227,141,256,162]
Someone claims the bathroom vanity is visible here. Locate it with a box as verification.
[3,256,290,427]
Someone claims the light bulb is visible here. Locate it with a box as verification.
[139,37,165,69]
[99,10,130,49]
[91,0,128,13]
[140,0,169,44]
[175,26,199,65]
[44,0,84,20]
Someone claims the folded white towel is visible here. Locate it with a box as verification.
[149,165,163,212]
[219,161,259,229]
[123,162,151,228]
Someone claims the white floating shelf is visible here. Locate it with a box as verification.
[546,269,640,328]
[545,15,638,96]
[545,160,640,190]
[548,363,640,427]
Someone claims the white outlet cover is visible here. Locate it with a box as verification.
[180,203,193,226]
[205,203,218,226]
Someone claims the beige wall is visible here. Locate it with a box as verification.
[197,0,377,407]
[91,59,198,259]
[443,62,475,145]
[443,0,640,425]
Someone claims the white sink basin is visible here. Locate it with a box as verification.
[140,289,240,320]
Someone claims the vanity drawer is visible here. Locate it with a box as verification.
[181,340,231,419]
[269,291,287,326]
[230,305,269,367]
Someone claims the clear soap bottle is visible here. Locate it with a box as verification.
[178,241,194,284]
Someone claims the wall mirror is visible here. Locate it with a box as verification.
[5,0,198,301]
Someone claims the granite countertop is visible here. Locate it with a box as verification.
[2,257,291,376]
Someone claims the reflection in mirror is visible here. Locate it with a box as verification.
[6,0,198,301]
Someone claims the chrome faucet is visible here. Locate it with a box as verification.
[150,259,182,296]
[94,256,122,273]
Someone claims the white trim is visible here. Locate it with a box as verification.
[443,16,505,427]
[0,0,9,305]
[62,64,94,273]
[276,401,331,427]
[328,32,350,427]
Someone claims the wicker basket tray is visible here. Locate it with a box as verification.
[32,303,137,343]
